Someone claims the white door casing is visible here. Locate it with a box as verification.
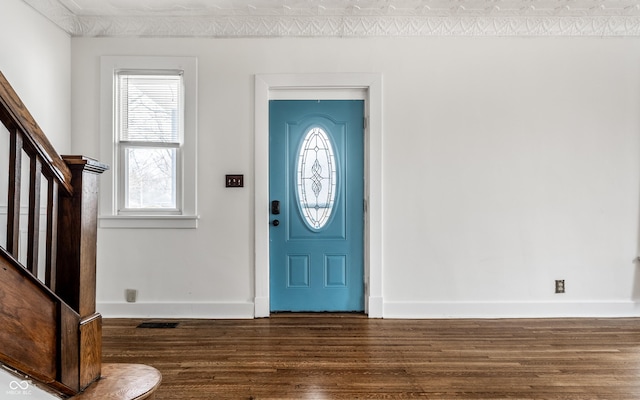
[254,73,383,318]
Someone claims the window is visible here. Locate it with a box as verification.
[296,126,337,230]
[117,72,182,211]
[100,57,198,228]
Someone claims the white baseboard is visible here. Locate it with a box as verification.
[97,300,640,319]
[97,301,255,319]
[383,301,640,319]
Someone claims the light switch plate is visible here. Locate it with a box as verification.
[226,174,244,188]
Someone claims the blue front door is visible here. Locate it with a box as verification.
[269,100,364,312]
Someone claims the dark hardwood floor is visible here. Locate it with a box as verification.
[101,315,640,399]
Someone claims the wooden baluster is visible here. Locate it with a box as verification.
[27,155,42,274]
[6,129,21,257]
[45,178,58,290]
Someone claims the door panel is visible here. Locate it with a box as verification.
[269,100,364,312]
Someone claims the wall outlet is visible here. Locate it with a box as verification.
[555,280,565,294]
[125,289,138,303]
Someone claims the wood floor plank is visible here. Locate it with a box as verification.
[101,316,640,399]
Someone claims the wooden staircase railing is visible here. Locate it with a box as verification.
[0,70,108,396]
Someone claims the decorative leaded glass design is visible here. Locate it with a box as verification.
[297,127,337,230]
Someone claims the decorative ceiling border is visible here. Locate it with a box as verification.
[23,0,640,37]
[66,15,640,37]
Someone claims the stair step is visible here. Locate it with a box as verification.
[71,363,161,400]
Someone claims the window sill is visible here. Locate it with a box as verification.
[99,215,199,229]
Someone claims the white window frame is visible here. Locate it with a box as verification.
[100,56,198,229]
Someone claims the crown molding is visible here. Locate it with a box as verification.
[22,0,640,37]
[58,15,640,37]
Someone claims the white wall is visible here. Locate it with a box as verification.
[0,0,71,153]
[0,0,70,269]
[71,36,640,318]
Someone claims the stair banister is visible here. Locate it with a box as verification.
[0,70,107,395]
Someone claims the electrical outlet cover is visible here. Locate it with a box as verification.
[125,289,138,303]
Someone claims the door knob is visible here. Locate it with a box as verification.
[272,219,280,226]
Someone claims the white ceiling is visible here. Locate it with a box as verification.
[22,0,640,37]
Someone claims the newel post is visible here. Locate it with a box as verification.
[55,155,108,390]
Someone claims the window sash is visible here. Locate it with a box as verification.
[118,143,182,214]
[116,71,184,144]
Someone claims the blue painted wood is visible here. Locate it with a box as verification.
[269,100,364,312]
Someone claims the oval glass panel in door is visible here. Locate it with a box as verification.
[297,126,337,230]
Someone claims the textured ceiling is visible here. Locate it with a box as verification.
[22,0,640,36]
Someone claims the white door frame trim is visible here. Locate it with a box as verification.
[254,73,383,318]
